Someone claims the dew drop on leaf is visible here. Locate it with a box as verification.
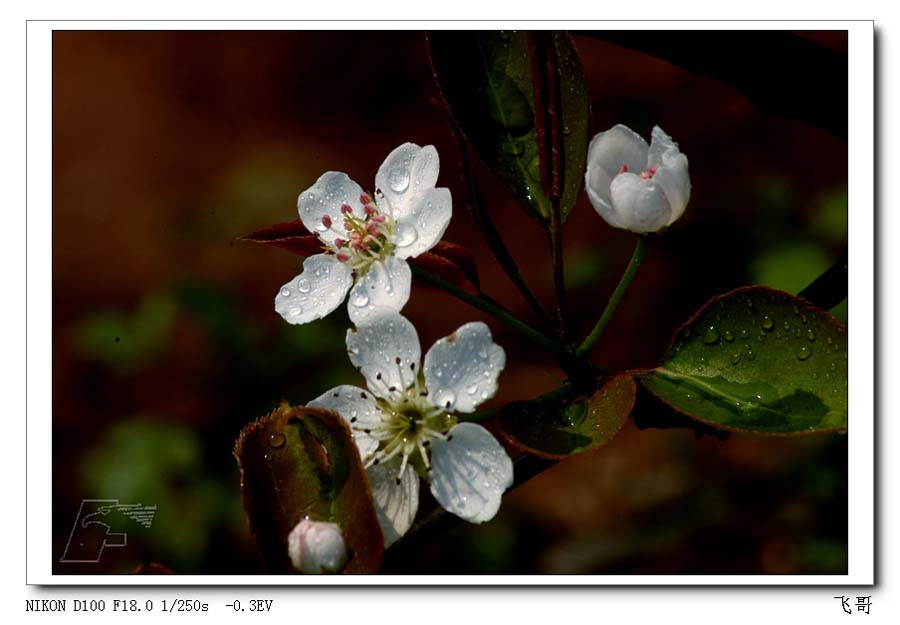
[702,326,720,344]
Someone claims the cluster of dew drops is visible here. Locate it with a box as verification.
[673,297,846,385]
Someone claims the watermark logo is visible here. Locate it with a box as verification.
[59,499,157,563]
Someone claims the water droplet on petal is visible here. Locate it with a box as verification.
[761,316,774,331]
[807,329,816,342]
[269,432,286,449]
[394,222,418,247]
[796,346,812,361]
[289,306,303,316]
[280,287,291,298]
[724,330,734,342]
[350,289,370,308]
[388,168,410,193]
[702,326,720,344]
[730,352,742,365]
[465,384,478,395]
[296,278,311,293]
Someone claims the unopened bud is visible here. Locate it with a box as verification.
[287,518,348,574]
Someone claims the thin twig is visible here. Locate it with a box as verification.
[576,236,647,358]
[528,32,570,339]
[430,95,555,331]
[410,264,566,361]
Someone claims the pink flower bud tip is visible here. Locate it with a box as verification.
[359,193,372,205]
[341,203,353,215]
[336,252,350,262]
[334,238,346,248]
[321,215,332,228]
[364,205,377,216]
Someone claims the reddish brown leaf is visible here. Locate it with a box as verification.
[234,402,383,574]
[240,220,324,257]
[498,374,637,459]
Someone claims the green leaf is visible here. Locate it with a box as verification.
[641,286,847,435]
[498,375,636,459]
[233,402,383,573]
[427,31,589,224]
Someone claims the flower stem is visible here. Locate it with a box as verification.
[431,95,555,331]
[576,235,647,358]
[410,264,565,359]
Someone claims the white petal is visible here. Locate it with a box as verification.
[585,171,625,230]
[307,385,382,459]
[391,187,452,260]
[429,423,513,524]
[423,322,505,413]
[654,154,690,226]
[585,124,649,204]
[346,257,412,325]
[646,126,690,226]
[275,254,353,325]
[298,172,366,246]
[366,458,419,547]
[346,311,422,398]
[647,125,680,170]
[609,172,672,233]
[375,143,439,220]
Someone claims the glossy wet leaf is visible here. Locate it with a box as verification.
[427,31,589,224]
[498,375,636,459]
[234,402,383,573]
[641,286,847,434]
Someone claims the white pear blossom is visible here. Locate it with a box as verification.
[584,124,690,233]
[287,518,348,574]
[275,143,452,326]
[307,311,513,546]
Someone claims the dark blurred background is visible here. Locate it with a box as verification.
[52,30,848,575]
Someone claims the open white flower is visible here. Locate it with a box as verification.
[275,143,452,325]
[584,124,690,233]
[307,311,513,546]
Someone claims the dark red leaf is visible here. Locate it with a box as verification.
[234,402,384,574]
[240,220,324,257]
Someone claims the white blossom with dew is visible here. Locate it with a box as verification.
[585,124,690,233]
[307,310,513,546]
[276,143,452,326]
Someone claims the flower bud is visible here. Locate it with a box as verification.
[287,518,348,574]
[584,124,690,233]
